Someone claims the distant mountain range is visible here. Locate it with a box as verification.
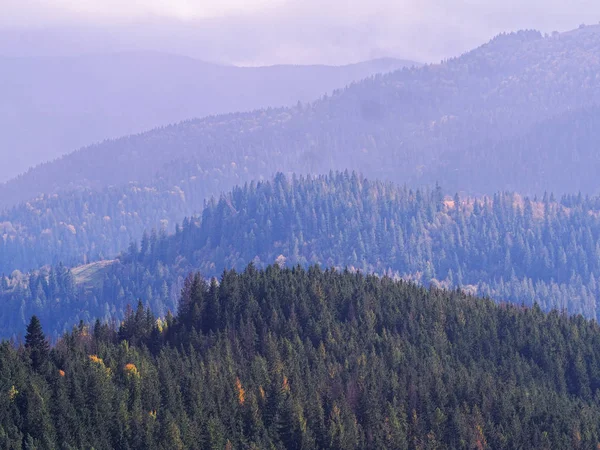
[0,52,417,181]
[5,24,600,450]
[5,25,600,283]
[5,25,600,208]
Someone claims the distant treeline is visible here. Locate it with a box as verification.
[3,173,600,339]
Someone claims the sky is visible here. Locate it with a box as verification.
[2,0,600,65]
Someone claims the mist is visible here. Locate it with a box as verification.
[2,0,600,65]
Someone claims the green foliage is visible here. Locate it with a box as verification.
[6,172,600,338]
[5,266,600,448]
[24,316,49,372]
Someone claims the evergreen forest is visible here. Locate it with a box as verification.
[3,173,600,339]
[4,266,600,449]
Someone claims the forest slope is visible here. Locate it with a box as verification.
[6,27,600,276]
[5,267,600,448]
[5,173,600,338]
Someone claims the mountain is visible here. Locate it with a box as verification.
[5,27,600,276]
[0,52,416,181]
[5,24,600,450]
[5,266,600,449]
[5,172,600,339]
[0,182,192,273]
[4,26,600,209]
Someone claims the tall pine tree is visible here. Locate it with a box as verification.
[25,315,49,371]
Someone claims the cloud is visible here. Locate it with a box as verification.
[2,0,600,64]
[1,0,285,25]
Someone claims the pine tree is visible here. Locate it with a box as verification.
[25,316,49,371]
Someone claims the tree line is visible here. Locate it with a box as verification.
[5,172,600,338]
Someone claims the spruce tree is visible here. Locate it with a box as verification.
[25,315,49,371]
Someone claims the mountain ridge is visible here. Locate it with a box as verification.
[0,51,417,182]
[4,26,600,209]
[4,172,600,338]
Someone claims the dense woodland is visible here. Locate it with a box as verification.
[5,173,600,339]
[5,28,600,277]
[4,23,600,450]
[5,267,600,449]
[3,29,600,279]
[0,182,193,274]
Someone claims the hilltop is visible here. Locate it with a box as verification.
[5,266,600,448]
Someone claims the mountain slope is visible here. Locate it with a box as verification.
[9,103,600,276]
[5,173,600,338]
[432,105,600,193]
[0,52,416,182]
[4,27,600,207]
[0,182,191,273]
[6,266,600,449]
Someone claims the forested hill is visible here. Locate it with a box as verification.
[4,26,600,278]
[6,266,600,449]
[6,173,600,338]
[4,26,600,208]
[0,52,415,182]
[0,181,192,274]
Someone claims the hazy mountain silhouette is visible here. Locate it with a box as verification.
[5,26,600,206]
[0,51,416,181]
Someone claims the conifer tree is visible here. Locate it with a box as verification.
[25,315,49,371]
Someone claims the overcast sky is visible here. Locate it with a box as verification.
[2,0,600,65]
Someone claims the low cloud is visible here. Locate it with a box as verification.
[2,0,600,64]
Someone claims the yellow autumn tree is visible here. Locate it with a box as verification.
[89,354,111,377]
[124,363,140,378]
[236,378,246,405]
[8,385,18,402]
